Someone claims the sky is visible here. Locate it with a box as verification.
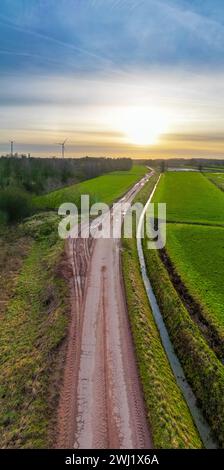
[0,0,224,158]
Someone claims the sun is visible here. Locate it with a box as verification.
[119,107,169,146]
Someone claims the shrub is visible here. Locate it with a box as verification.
[0,187,32,222]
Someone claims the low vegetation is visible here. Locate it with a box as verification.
[0,227,31,316]
[0,214,69,448]
[121,174,202,448]
[0,187,33,222]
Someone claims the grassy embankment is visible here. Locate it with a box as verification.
[0,165,147,448]
[0,214,69,448]
[144,171,224,446]
[205,172,224,192]
[121,173,202,449]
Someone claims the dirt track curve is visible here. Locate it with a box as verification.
[56,173,153,449]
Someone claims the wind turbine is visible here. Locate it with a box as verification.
[10,140,14,157]
[56,139,67,158]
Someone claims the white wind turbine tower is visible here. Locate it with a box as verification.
[56,139,67,158]
[10,140,14,157]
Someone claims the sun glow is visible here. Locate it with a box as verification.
[119,107,170,146]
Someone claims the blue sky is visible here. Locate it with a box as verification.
[0,0,224,157]
[1,0,224,72]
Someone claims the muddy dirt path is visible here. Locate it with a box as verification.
[56,174,152,449]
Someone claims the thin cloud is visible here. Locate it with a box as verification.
[0,13,114,67]
[156,0,224,47]
[163,133,224,143]
[0,49,77,68]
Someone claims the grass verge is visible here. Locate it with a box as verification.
[0,227,31,316]
[121,174,202,448]
[0,213,69,448]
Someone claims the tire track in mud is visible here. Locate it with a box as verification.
[91,266,120,449]
[56,236,94,448]
[56,174,153,449]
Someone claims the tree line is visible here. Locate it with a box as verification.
[0,156,132,195]
[0,156,132,223]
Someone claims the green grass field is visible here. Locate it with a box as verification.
[142,171,224,445]
[33,165,147,211]
[166,224,224,342]
[153,172,224,225]
[152,171,224,344]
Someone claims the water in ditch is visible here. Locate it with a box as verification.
[136,179,217,449]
